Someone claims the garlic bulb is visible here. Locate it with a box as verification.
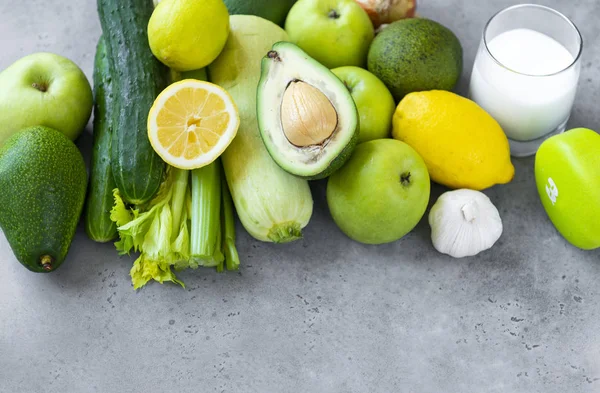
[428,189,503,258]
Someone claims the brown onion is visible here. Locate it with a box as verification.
[355,0,417,28]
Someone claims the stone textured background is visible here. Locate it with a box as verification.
[1,1,599,392]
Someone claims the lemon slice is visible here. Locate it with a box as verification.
[148,79,239,170]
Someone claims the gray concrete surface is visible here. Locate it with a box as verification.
[1,1,599,392]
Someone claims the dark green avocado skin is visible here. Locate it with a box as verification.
[368,18,463,102]
[223,0,297,26]
[0,126,87,272]
[303,122,360,181]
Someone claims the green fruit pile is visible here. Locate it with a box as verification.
[2,0,596,285]
[277,0,463,245]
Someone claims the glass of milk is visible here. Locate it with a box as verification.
[469,4,583,157]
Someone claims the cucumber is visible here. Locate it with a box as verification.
[85,37,118,243]
[97,0,168,205]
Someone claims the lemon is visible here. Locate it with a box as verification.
[392,90,514,190]
[148,80,240,170]
[148,0,230,72]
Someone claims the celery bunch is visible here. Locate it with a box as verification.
[110,161,240,290]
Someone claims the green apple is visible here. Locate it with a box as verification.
[0,52,93,146]
[332,66,395,143]
[285,0,375,69]
[535,128,600,250]
[327,138,430,244]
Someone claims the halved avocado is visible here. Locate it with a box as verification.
[257,42,359,180]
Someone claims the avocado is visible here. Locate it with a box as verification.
[257,42,359,180]
[180,67,208,81]
[223,0,296,26]
[367,18,463,101]
[0,126,87,272]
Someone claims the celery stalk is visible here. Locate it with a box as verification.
[221,173,240,271]
[191,161,224,266]
[216,223,224,273]
[170,168,189,241]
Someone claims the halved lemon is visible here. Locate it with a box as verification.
[148,79,240,170]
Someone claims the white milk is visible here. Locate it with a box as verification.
[470,28,578,142]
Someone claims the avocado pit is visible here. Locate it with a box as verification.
[281,80,338,147]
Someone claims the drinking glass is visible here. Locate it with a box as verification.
[469,4,583,157]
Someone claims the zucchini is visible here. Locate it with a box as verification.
[84,37,117,243]
[97,0,168,205]
[208,16,313,243]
